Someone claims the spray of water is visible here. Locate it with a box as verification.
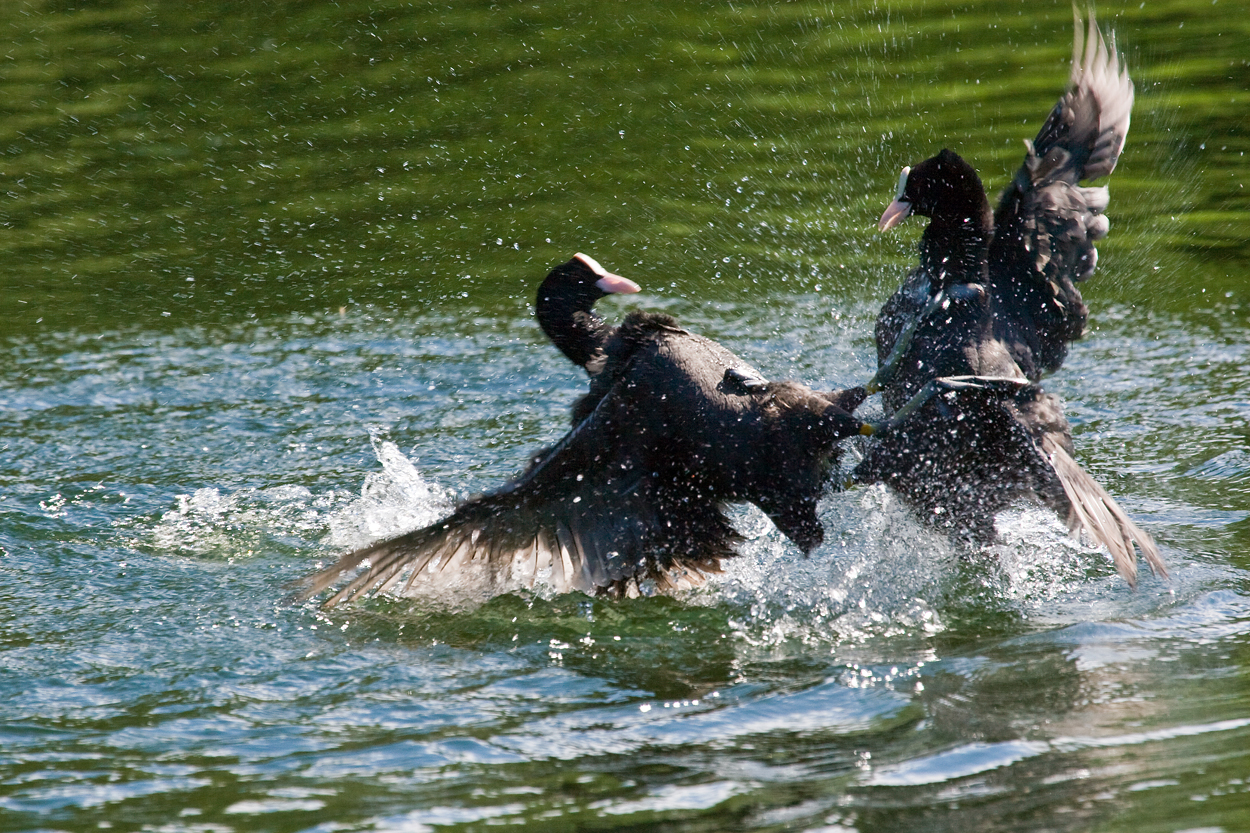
[137,420,1176,635]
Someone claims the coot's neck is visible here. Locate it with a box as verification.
[920,205,993,287]
[536,285,608,370]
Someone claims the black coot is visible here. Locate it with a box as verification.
[858,11,1166,586]
[293,259,869,608]
[876,9,1133,384]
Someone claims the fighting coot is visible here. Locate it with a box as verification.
[858,11,1165,586]
[293,259,869,608]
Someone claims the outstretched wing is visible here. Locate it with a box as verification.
[1039,434,1167,587]
[1028,8,1133,185]
[1009,388,1166,587]
[289,365,738,609]
[989,9,1134,378]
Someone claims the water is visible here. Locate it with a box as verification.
[2,0,1248,830]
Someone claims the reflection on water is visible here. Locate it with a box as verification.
[3,0,1246,334]
[1,0,1248,831]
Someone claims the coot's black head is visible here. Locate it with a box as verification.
[878,149,990,231]
[878,150,994,285]
[537,253,639,311]
[536,253,640,370]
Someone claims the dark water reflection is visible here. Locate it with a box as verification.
[2,0,1249,831]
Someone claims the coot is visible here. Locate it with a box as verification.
[876,8,1134,384]
[858,11,1166,586]
[293,260,869,608]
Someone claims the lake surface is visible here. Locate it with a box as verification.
[2,0,1248,831]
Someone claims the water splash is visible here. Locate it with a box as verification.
[322,436,455,552]
[705,487,953,649]
[141,484,347,560]
[135,428,1176,632]
[135,438,450,563]
[700,477,1182,651]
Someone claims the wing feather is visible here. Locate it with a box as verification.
[1041,434,1168,587]
[288,347,743,608]
[989,10,1134,378]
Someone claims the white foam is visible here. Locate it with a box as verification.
[142,484,348,559]
[323,437,454,551]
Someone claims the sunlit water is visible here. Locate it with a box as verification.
[3,0,1249,831]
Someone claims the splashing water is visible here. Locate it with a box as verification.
[142,484,347,560]
[323,436,455,552]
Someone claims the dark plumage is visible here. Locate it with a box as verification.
[858,11,1166,586]
[876,9,1133,383]
[293,261,869,608]
[535,253,640,374]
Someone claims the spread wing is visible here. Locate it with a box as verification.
[289,366,739,609]
[854,380,1166,586]
[1038,434,1167,588]
[989,9,1133,378]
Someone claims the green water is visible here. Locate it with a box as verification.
[2,0,1248,831]
[6,0,1244,333]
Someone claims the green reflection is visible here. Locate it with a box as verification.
[2,0,1245,337]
